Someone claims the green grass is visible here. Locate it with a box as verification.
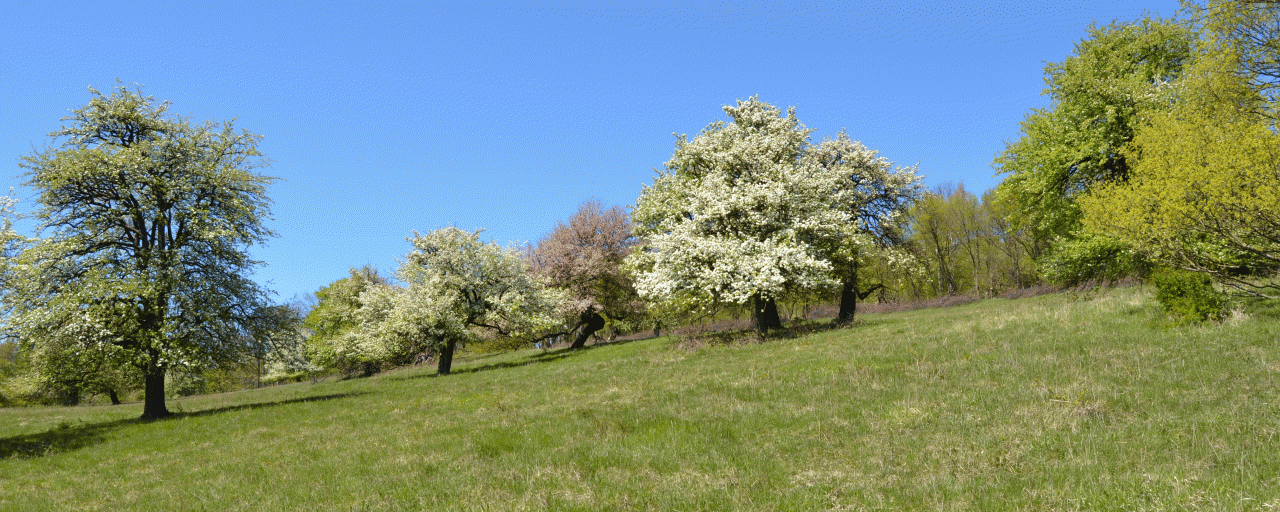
[3,285,1280,511]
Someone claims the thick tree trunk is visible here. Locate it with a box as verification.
[436,339,457,376]
[838,276,859,325]
[570,310,606,350]
[140,368,170,420]
[108,389,121,406]
[838,274,885,326]
[752,293,782,334]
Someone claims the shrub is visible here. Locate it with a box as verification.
[1041,233,1150,287]
[1151,268,1227,324]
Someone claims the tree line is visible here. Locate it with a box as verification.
[2,0,1277,419]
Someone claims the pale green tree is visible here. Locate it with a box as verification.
[2,83,281,420]
[627,97,855,333]
[304,266,390,374]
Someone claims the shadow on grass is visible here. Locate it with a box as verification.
[393,337,651,380]
[0,392,362,460]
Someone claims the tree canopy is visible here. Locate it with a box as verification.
[1,83,282,419]
[1082,1,1280,296]
[627,97,863,333]
[527,200,643,348]
[994,16,1197,259]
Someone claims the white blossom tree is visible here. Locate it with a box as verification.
[809,132,923,323]
[627,97,856,333]
[346,228,562,375]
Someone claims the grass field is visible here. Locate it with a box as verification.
[2,285,1279,511]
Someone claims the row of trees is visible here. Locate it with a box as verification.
[3,0,1277,418]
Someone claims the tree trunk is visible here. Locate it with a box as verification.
[838,276,859,325]
[108,388,121,406]
[653,321,661,338]
[140,368,170,420]
[436,339,457,376]
[752,293,782,334]
[838,270,885,326]
[570,310,606,350]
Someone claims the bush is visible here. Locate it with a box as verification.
[1151,268,1227,324]
[1041,233,1150,287]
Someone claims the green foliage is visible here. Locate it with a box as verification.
[1081,8,1280,296]
[995,16,1196,253]
[1039,232,1150,287]
[1151,268,1227,324]
[2,82,283,419]
[304,266,389,372]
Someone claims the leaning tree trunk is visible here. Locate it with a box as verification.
[140,365,170,420]
[108,388,121,406]
[436,339,457,376]
[570,309,607,350]
[752,293,782,334]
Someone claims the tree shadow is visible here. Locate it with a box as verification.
[0,392,363,460]
[394,336,650,380]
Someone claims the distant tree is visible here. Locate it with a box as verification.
[994,16,1196,272]
[1,83,281,420]
[627,97,854,334]
[528,200,644,349]
[353,228,560,375]
[304,266,390,374]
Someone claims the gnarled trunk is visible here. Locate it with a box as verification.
[140,367,170,420]
[570,309,606,350]
[752,293,782,334]
[436,339,457,376]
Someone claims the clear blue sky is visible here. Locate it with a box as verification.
[2,0,1180,303]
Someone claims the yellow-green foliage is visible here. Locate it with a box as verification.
[1082,40,1280,292]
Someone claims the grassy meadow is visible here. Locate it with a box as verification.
[2,285,1279,511]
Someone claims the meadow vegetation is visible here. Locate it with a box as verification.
[3,285,1278,511]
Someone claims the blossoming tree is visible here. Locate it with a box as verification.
[627,97,857,333]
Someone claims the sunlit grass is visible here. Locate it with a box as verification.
[2,285,1279,510]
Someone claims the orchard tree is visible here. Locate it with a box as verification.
[527,200,643,349]
[1,83,281,420]
[994,16,1196,271]
[304,266,391,374]
[809,132,922,323]
[359,227,560,375]
[628,97,854,333]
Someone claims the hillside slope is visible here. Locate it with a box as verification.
[2,286,1279,511]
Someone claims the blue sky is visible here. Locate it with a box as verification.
[2,0,1181,303]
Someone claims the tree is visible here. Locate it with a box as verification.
[304,266,391,375]
[527,200,644,349]
[1081,18,1280,296]
[2,83,281,420]
[627,97,854,333]
[363,227,560,375]
[994,16,1197,272]
[810,132,923,323]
